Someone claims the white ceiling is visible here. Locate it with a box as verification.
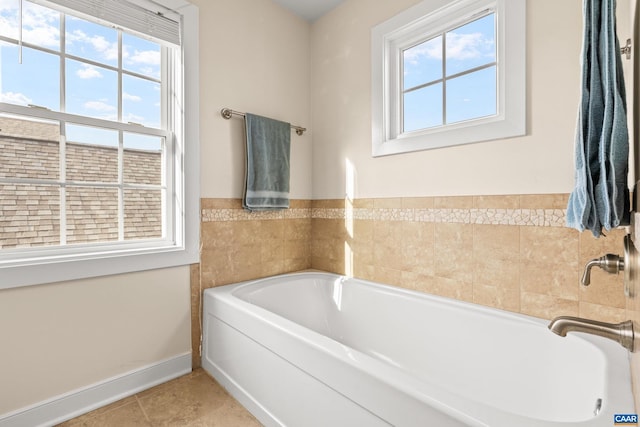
[271,0,346,21]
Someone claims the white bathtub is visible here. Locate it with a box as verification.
[201,272,634,426]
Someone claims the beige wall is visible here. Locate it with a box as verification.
[311,0,584,199]
[0,267,191,415]
[193,0,313,199]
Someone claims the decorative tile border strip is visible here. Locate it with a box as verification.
[201,208,312,222]
[312,208,566,227]
[202,206,567,227]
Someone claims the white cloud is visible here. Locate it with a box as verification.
[0,1,60,47]
[67,29,118,62]
[22,3,60,48]
[128,49,160,66]
[123,113,145,123]
[123,92,141,102]
[404,37,441,64]
[76,64,103,79]
[0,91,32,105]
[446,32,494,61]
[139,66,155,76]
[404,32,494,65]
[0,15,18,39]
[0,0,16,12]
[84,100,116,112]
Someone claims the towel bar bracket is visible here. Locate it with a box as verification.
[221,108,306,136]
[221,108,233,120]
[621,38,632,60]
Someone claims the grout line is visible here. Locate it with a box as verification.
[135,395,152,423]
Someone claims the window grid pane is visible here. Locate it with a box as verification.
[66,186,119,244]
[403,35,442,91]
[65,15,118,67]
[124,189,162,240]
[0,184,60,248]
[401,12,497,134]
[403,83,443,133]
[446,66,497,124]
[0,116,60,180]
[445,14,496,77]
[0,1,169,251]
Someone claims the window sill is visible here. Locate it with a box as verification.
[372,111,526,157]
[0,243,199,289]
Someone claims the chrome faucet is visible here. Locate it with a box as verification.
[548,316,634,352]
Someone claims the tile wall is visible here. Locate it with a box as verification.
[192,194,627,366]
[192,198,312,367]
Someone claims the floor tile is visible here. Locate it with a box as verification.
[57,369,261,426]
[57,400,151,426]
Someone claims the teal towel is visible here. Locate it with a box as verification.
[243,113,291,211]
[567,0,629,237]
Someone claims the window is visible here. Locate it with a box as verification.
[0,0,200,288]
[372,0,526,156]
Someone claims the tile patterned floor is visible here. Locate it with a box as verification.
[57,369,262,426]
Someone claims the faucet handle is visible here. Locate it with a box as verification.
[581,254,624,286]
[581,234,638,290]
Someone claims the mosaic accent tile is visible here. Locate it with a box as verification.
[202,205,569,227]
[201,208,312,222]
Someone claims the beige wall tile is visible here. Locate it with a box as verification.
[473,225,519,290]
[402,222,435,276]
[290,199,312,209]
[520,226,580,266]
[284,218,312,241]
[579,301,627,323]
[520,264,580,301]
[473,283,520,312]
[520,194,569,209]
[351,219,375,268]
[434,223,473,284]
[401,197,435,209]
[353,198,375,208]
[374,221,406,271]
[373,265,406,288]
[473,195,520,209]
[521,292,579,319]
[201,198,242,209]
[190,264,201,369]
[373,198,403,209]
[579,227,627,263]
[434,196,473,209]
[579,278,626,309]
[311,199,345,209]
[417,275,474,303]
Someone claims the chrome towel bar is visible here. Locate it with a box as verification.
[221,108,307,136]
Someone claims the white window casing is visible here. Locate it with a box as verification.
[0,0,200,288]
[371,0,526,157]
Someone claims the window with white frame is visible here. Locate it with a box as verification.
[371,0,526,157]
[0,0,200,288]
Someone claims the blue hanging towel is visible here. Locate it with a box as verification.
[242,113,291,211]
[567,0,630,237]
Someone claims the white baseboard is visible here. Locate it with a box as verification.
[0,352,192,427]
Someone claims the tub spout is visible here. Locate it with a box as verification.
[548,316,634,352]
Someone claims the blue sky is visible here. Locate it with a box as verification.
[0,0,162,149]
[403,13,497,133]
